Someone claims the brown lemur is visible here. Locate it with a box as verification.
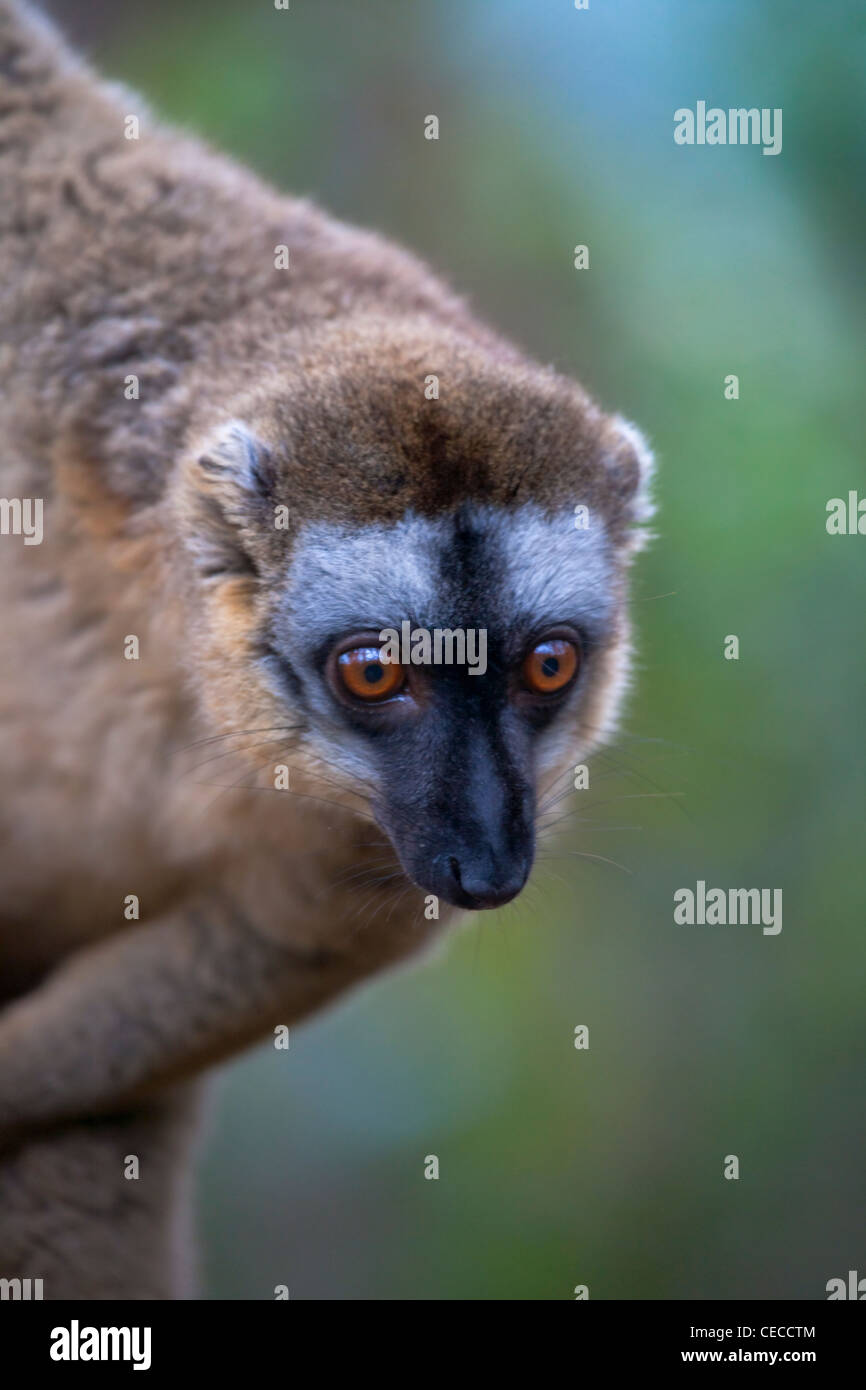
[0,0,655,1297]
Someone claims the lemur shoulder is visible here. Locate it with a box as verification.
[0,0,654,1296]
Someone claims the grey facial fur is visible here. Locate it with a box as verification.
[278,501,615,666]
[263,502,625,899]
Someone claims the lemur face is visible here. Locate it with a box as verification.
[179,319,653,910]
[272,505,621,908]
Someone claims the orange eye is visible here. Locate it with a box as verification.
[522,638,579,695]
[337,646,406,701]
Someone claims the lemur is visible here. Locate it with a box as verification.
[0,0,654,1298]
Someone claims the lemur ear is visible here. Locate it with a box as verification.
[182,420,275,578]
[602,414,656,543]
[197,420,274,514]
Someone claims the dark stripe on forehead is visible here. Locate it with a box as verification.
[437,502,503,629]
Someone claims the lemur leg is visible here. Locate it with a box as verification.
[0,1082,206,1300]
[0,896,429,1149]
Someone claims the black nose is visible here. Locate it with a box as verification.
[437,852,530,910]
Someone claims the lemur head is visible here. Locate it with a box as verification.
[176,316,653,910]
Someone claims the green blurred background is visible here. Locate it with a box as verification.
[46,0,865,1298]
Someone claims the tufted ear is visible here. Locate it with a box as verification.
[197,420,274,513]
[181,420,276,579]
[601,414,657,545]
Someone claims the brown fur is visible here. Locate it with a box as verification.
[0,1,652,1297]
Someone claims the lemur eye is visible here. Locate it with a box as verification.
[522,638,579,695]
[337,646,406,701]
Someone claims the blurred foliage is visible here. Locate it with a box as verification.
[47,0,865,1298]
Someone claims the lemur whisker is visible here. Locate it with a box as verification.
[576,747,695,826]
[329,860,402,892]
[345,886,392,935]
[193,779,378,826]
[537,761,577,806]
[347,870,405,901]
[536,790,684,830]
[180,735,294,778]
[536,742,686,808]
[192,735,380,825]
[540,817,643,834]
[183,738,376,811]
[535,864,572,893]
[295,750,378,797]
[577,791,685,805]
[536,849,633,875]
[289,766,375,805]
[536,783,579,816]
[384,881,419,926]
[534,751,661,813]
[176,724,306,754]
[585,726,690,751]
[345,875,419,943]
[177,734,380,818]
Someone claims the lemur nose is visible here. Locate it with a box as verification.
[444,853,529,910]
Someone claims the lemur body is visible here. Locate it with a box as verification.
[0,1,653,1296]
